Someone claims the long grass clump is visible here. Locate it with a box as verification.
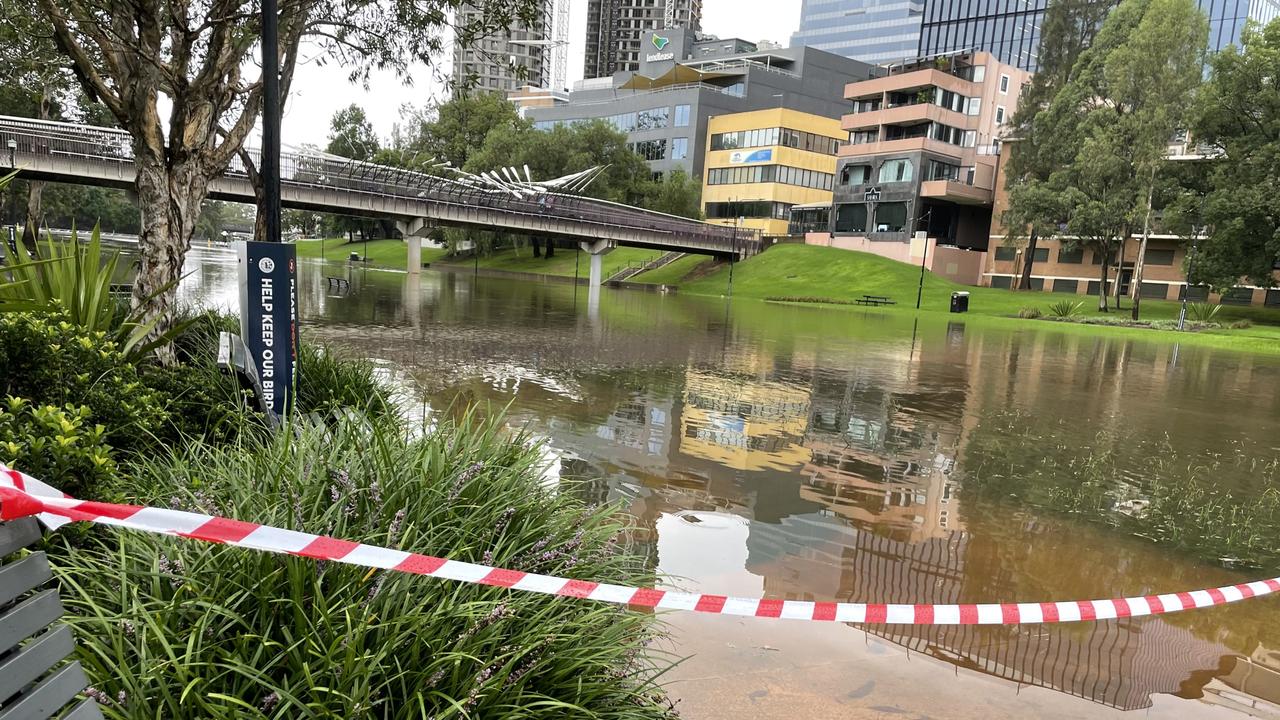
[54,412,676,719]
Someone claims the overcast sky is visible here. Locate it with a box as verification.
[280,0,803,148]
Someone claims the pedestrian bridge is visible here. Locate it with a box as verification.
[0,115,760,260]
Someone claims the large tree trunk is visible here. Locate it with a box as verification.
[1112,234,1127,310]
[532,236,542,258]
[131,155,208,348]
[545,238,555,258]
[1019,229,1039,290]
[20,180,44,255]
[1130,182,1155,321]
[1097,255,1110,312]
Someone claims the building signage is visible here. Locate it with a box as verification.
[729,149,773,164]
[864,187,882,202]
[652,34,670,50]
[645,52,675,62]
[236,241,299,419]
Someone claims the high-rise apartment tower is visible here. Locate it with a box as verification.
[583,0,704,78]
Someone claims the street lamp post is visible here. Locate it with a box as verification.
[1177,232,1200,331]
[6,139,17,254]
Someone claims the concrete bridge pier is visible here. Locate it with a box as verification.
[579,239,615,318]
[396,218,432,275]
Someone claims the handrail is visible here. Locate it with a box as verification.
[0,115,762,255]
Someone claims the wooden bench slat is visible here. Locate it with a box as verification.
[0,592,63,655]
[0,520,41,558]
[0,660,89,720]
[61,698,105,720]
[0,553,52,609]
[0,626,75,706]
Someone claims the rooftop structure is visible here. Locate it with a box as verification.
[530,31,878,179]
[583,0,703,78]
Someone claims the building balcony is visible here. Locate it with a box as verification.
[919,179,993,205]
[842,104,975,132]
[839,136,967,159]
[844,69,978,103]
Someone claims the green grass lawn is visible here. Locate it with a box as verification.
[630,254,717,285]
[677,244,1280,354]
[437,246,665,280]
[293,238,450,269]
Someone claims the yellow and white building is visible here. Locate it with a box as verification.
[700,108,844,238]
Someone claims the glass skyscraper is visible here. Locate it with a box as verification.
[790,0,927,65]
[917,0,1280,72]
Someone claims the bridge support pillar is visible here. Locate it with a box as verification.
[578,240,614,316]
[396,218,432,275]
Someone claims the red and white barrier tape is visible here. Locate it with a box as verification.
[2,465,1277,624]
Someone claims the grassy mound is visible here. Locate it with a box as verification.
[294,238,450,269]
[630,254,716,286]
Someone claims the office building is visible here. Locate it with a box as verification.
[918,0,1280,72]
[583,0,703,78]
[701,109,845,238]
[791,0,927,65]
[531,31,878,179]
[804,52,1030,284]
[984,136,1280,306]
[452,1,553,92]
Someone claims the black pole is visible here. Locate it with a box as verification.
[262,0,281,243]
[915,208,930,310]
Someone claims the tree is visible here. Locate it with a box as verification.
[640,169,703,220]
[327,104,380,162]
[1036,0,1206,312]
[1189,20,1280,291]
[26,0,543,338]
[1003,0,1114,290]
[397,94,527,170]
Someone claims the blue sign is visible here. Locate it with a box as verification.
[236,241,299,419]
[729,148,773,165]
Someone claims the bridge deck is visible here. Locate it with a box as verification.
[0,115,760,259]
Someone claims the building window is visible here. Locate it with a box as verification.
[874,202,908,232]
[1265,288,1280,307]
[840,164,871,185]
[835,203,868,233]
[991,275,1012,289]
[1144,248,1175,265]
[1091,250,1117,265]
[1058,247,1084,263]
[972,65,986,83]
[1052,279,1079,293]
[877,158,913,183]
[995,106,1006,124]
[1221,287,1254,305]
[999,74,1010,94]
[995,246,1016,261]
[674,104,690,127]
[1140,282,1169,299]
[966,98,981,116]
[962,130,977,147]
[1031,247,1049,262]
[672,137,688,160]
[925,160,960,181]
[1180,285,1210,301]
[633,139,667,161]
[1086,280,1112,295]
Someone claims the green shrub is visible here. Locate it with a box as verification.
[1230,319,1253,329]
[1017,306,1042,319]
[0,312,169,456]
[1188,301,1221,322]
[54,416,675,719]
[297,342,394,421]
[0,398,115,496]
[0,227,187,360]
[1047,300,1084,318]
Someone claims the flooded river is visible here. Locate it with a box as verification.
[182,248,1280,718]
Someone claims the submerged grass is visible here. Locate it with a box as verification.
[54,412,676,719]
[962,409,1280,571]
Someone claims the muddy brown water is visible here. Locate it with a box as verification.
[181,249,1280,718]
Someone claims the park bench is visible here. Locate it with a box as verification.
[0,518,103,719]
[854,294,896,306]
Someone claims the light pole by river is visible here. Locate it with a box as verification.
[6,138,16,254]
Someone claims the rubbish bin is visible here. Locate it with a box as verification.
[950,291,970,313]
[349,251,361,262]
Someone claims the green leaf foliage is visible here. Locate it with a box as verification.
[0,398,115,497]
[54,416,677,719]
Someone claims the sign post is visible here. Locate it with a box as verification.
[236,241,298,421]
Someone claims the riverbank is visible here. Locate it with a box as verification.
[293,238,450,268]
[434,245,668,280]
[669,245,1280,354]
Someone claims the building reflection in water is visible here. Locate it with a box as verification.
[573,333,1280,714]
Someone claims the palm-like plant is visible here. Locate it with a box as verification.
[0,223,187,361]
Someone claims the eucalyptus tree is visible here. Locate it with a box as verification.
[23,0,542,335]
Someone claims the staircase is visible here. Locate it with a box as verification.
[606,251,686,283]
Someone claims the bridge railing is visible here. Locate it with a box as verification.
[0,116,762,256]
